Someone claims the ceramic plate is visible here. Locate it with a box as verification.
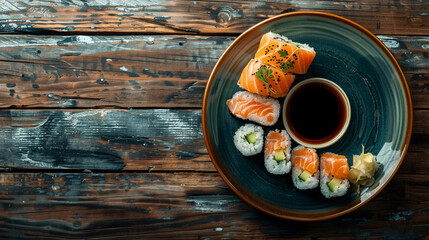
[202,12,412,221]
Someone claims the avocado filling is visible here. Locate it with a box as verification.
[328,177,342,192]
[299,170,312,181]
[274,149,286,161]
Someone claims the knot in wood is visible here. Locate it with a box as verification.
[216,7,239,26]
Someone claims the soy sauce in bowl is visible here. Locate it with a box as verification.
[283,78,351,148]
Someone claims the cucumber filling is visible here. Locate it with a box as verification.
[328,177,342,192]
[245,132,257,144]
[274,149,286,161]
[299,170,312,181]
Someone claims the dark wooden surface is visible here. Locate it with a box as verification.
[0,1,428,239]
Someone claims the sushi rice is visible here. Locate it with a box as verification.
[320,173,350,198]
[233,124,264,156]
[267,32,315,53]
[292,168,319,190]
[265,153,292,175]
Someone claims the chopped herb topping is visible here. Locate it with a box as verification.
[255,66,274,84]
[280,61,295,70]
[278,50,288,58]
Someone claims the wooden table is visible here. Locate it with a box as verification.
[0,1,427,238]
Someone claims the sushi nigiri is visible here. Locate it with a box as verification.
[226,91,280,126]
[237,59,295,98]
[264,130,292,175]
[320,153,350,198]
[255,32,316,75]
[233,124,264,156]
[291,146,319,190]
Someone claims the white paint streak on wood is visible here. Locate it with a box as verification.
[0,0,21,12]
[185,197,240,213]
[64,110,107,126]
[0,0,167,11]
[378,36,400,48]
[76,36,94,44]
[20,152,59,168]
[387,210,415,221]
[91,0,166,6]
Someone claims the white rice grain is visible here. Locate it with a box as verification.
[264,153,292,175]
[292,167,319,190]
[320,173,350,198]
[267,32,315,52]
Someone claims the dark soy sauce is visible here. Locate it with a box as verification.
[286,82,346,144]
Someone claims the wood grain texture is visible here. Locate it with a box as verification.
[0,35,234,108]
[0,108,427,174]
[0,35,427,108]
[0,0,427,35]
[0,109,211,171]
[0,1,427,238]
[0,172,427,239]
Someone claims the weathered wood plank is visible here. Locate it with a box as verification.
[0,109,211,171]
[0,35,233,108]
[0,35,427,108]
[0,109,426,174]
[0,0,427,35]
[0,172,427,239]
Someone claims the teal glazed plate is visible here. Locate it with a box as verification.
[202,12,412,221]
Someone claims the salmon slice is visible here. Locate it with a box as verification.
[254,32,316,75]
[226,91,280,126]
[237,59,295,98]
[264,130,291,157]
[291,147,319,174]
[320,153,349,179]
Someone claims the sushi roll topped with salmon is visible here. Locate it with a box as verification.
[255,32,316,75]
[291,146,319,190]
[237,59,295,98]
[264,130,292,175]
[226,91,280,126]
[320,153,350,198]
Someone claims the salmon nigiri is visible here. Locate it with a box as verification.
[237,59,295,98]
[291,146,319,190]
[264,130,292,175]
[226,91,280,126]
[255,32,316,75]
[320,153,350,198]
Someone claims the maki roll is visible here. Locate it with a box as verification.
[255,32,316,75]
[291,146,319,190]
[233,124,264,156]
[264,130,292,175]
[226,91,280,126]
[320,153,350,198]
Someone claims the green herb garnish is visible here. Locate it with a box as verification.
[256,66,274,84]
[278,50,288,58]
[280,61,295,70]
